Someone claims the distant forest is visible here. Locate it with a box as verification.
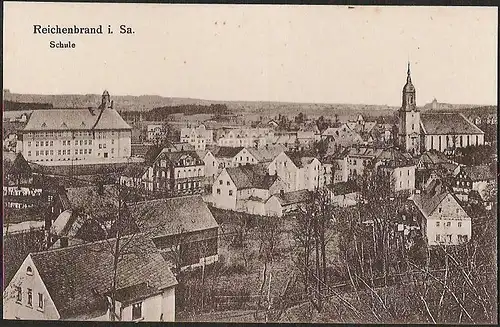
[3,101,53,111]
[121,103,231,121]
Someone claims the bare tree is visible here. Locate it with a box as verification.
[71,182,159,321]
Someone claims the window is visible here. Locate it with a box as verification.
[458,222,462,228]
[112,139,114,144]
[84,149,87,155]
[28,141,32,147]
[50,141,53,146]
[446,222,451,227]
[132,302,142,320]
[89,140,92,145]
[27,288,33,307]
[36,151,39,156]
[45,150,49,156]
[38,293,44,310]
[229,190,233,196]
[219,180,223,185]
[435,234,441,242]
[28,151,31,156]
[217,188,221,195]
[99,144,102,149]
[62,150,66,155]
[16,286,22,303]
[103,143,107,148]
[50,150,53,155]
[438,207,442,213]
[35,141,39,147]
[227,181,230,186]
[436,221,440,227]
[26,266,33,276]
[58,150,61,155]
[89,149,92,154]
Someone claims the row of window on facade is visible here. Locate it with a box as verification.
[15,286,44,311]
[15,267,43,311]
[431,134,480,150]
[455,180,472,187]
[28,139,95,147]
[348,158,371,166]
[25,130,121,138]
[28,148,94,157]
[435,234,468,243]
[435,220,463,227]
[216,188,233,196]
[5,202,33,209]
[176,181,201,190]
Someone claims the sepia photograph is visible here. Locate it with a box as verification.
[2,2,498,324]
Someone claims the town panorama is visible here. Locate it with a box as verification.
[3,63,497,323]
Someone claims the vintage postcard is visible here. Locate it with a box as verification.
[2,2,497,324]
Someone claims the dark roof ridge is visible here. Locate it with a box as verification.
[30,233,145,257]
[129,194,203,206]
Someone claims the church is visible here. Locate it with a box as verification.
[397,63,485,155]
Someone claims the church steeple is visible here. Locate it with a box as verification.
[397,61,421,156]
[401,62,416,111]
[407,61,412,83]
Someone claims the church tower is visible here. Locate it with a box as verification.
[397,62,421,155]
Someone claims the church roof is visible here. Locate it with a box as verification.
[420,113,484,135]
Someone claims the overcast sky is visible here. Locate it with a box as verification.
[3,3,497,106]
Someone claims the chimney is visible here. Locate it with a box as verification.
[435,180,442,194]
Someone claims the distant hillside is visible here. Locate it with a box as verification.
[3,90,217,112]
[3,90,401,118]
[3,100,53,111]
[5,90,490,120]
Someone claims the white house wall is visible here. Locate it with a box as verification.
[3,255,60,320]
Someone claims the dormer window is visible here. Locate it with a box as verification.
[26,266,33,276]
[41,122,46,127]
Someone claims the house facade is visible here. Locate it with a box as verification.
[180,124,214,151]
[412,180,472,246]
[265,189,311,217]
[3,236,177,321]
[217,127,273,148]
[131,196,220,271]
[143,150,204,197]
[326,181,361,207]
[17,91,132,165]
[451,164,495,202]
[213,147,258,169]
[212,165,286,214]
